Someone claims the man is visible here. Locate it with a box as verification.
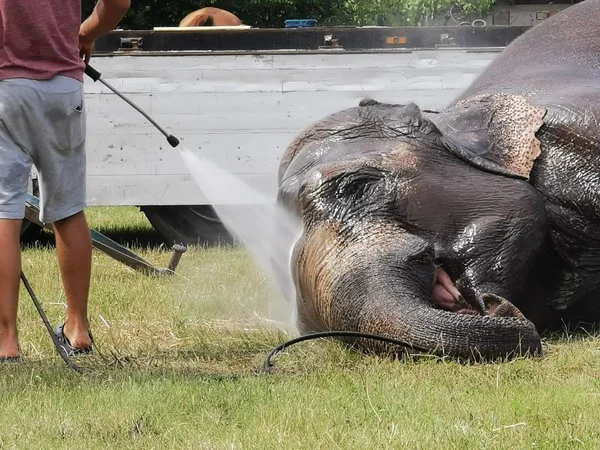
[0,0,131,360]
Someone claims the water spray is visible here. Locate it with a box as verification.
[79,62,426,375]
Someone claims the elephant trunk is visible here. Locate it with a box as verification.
[353,293,542,360]
[292,225,542,361]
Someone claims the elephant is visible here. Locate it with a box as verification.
[275,0,600,361]
[179,7,242,27]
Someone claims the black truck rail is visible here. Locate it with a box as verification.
[92,25,532,54]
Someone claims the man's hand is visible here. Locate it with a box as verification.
[79,35,94,64]
[79,0,131,63]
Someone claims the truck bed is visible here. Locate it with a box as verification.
[81,27,523,206]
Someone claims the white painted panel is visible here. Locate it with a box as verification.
[87,130,293,176]
[83,49,501,206]
[86,174,275,206]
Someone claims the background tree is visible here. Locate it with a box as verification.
[82,0,495,30]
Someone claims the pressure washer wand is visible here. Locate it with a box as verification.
[20,272,85,374]
[84,64,180,148]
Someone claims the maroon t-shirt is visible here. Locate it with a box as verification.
[0,0,85,82]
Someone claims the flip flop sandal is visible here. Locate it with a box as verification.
[0,356,21,363]
[56,323,94,356]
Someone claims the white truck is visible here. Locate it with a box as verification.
[27,25,531,245]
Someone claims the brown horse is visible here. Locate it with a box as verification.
[179,7,242,27]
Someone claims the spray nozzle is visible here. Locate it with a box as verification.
[167,135,180,148]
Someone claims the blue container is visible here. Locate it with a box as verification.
[284,19,318,28]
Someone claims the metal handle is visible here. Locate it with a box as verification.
[84,64,102,82]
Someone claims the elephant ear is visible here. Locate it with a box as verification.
[435,93,547,180]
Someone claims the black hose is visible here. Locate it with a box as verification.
[262,330,432,374]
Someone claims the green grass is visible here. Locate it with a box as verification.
[5,206,600,449]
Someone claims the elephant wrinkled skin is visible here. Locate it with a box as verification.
[275,0,600,360]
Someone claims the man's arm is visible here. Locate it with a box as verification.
[79,0,131,63]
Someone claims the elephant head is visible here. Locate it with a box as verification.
[277,96,548,360]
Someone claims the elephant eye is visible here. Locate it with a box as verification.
[420,253,434,266]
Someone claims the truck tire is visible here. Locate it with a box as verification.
[141,205,235,247]
[20,220,43,241]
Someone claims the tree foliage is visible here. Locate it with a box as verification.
[82,0,343,29]
[82,0,496,30]
[339,0,495,27]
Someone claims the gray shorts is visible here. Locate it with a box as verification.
[0,75,86,224]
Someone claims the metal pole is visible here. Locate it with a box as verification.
[21,272,86,374]
[84,64,180,148]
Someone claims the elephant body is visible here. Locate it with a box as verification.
[449,5,600,322]
[276,0,600,359]
[179,7,242,27]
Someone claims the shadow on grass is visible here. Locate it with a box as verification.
[0,345,280,387]
[0,329,326,385]
[4,327,600,388]
[0,358,259,385]
[541,320,600,345]
[21,226,171,252]
[0,327,287,381]
[21,226,236,253]
[15,324,600,384]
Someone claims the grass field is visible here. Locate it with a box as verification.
[4,206,600,449]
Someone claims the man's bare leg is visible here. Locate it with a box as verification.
[53,211,93,349]
[0,219,22,358]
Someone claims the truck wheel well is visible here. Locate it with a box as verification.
[141,205,234,247]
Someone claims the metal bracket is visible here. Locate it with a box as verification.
[319,34,342,50]
[24,194,186,277]
[119,37,144,51]
[436,33,459,48]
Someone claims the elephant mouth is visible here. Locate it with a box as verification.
[432,268,461,309]
[432,267,522,318]
[432,267,479,314]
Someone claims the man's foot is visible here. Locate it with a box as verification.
[56,323,93,356]
[0,351,19,361]
[0,331,20,360]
